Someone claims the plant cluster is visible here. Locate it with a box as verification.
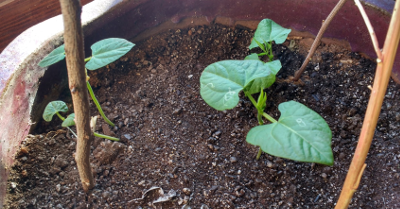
[39,38,135,141]
[200,19,334,165]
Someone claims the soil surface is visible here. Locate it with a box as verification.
[4,23,400,209]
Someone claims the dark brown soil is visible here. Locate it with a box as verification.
[4,23,400,209]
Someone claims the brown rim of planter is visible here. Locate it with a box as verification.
[0,0,396,205]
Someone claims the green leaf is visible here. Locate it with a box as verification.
[268,59,282,75]
[246,101,333,165]
[243,60,281,95]
[43,101,68,122]
[62,113,75,127]
[200,60,273,111]
[38,45,65,67]
[85,38,135,70]
[254,38,266,52]
[249,19,291,50]
[244,53,260,61]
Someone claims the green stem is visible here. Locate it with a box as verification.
[93,132,120,141]
[257,112,263,125]
[84,56,92,62]
[246,92,267,160]
[256,147,262,160]
[263,112,278,123]
[257,52,267,56]
[245,92,258,108]
[56,112,66,121]
[268,42,274,62]
[86,81,115,127]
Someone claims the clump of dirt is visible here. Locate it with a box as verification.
[4,23,400,208]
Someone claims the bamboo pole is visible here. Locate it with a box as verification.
[59,0,94,192]
[335,1,400,207]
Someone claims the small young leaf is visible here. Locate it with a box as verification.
[62,113,75,127]
[43,101,68,122]
[249,19,291,50]
[200,60,273,111]
[243,60,281,95]
[85,38,135,70]
[38,45,66,67]
[246,101,333,165]
[244,53,260,61]
[256,88,267,112]
[254,38,266,52]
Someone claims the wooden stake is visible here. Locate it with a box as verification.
[59,0,94,192]
[335,0,400,207]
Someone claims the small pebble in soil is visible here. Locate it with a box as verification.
[182,188,191,195]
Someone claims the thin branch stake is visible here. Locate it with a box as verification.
[293,0,348,81]
[59,0,94,192]
[354,0,383,60]
[335,0,400,207]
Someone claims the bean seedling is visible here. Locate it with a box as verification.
[39,38,135,138]
[43,100,119,141]
[200,19,334,165]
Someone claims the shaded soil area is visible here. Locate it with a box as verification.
[4,23,400,208]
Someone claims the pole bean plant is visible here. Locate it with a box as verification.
[39,38,135,141]
[200,19,334,165]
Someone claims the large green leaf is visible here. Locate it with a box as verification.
[200,60,274,111]
[43,101,68,122]
[85,38,135,70]
[249,19,292,50]
[38,45,65,67]
[243,60,281,94]
[246,101,333,165]
[62,113,75,127]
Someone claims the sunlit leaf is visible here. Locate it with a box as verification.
[246,101,333,165]
[249,19,291,50]
[85,38,135,70]
[38,45,65,67]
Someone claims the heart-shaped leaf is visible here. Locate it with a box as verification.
[43,101,68,122]
[200,60,274,110]
[249,19,291,50]
[243,60,281,94]
[246,101,333,165]
[62,113,75,127]
[85,38,135,70]
[38,45,66,67]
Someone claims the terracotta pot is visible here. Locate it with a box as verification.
[0,0,396,205]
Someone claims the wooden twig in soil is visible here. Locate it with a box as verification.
[59,0,94,192]
[354,0,383,60]
[292,0,348,81]
[335,0,400,208]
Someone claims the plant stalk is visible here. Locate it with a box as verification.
[293,0,348,81]
[59,0,94,192]
[93,132,120,141]
[335,1,400,208]
[246,92,278,124]
[86,81,115,127]
[56,112,65,121]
